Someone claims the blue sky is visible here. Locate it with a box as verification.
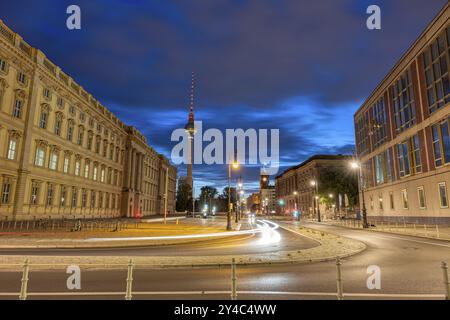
[1,0,446,195]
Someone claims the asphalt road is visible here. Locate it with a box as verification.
[0,221,449,300]
[0,221,318,256]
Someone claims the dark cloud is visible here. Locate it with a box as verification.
[1,0,446,194]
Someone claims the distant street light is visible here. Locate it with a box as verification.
[227,160,239,230]
[310,179,321,222]
[350,160,369,228]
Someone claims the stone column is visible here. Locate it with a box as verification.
[125,146,133,189]
[130,149,136,191]
[13,70,40,220]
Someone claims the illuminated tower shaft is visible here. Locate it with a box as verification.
[185,72,196,188]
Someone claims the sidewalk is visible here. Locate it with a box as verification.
[319,219,450,241]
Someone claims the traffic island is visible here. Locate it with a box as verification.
[0,224,366,270]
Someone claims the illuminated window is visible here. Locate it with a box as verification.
[7,138,17,160]
[391,69,416,132]
[35,147,45,167]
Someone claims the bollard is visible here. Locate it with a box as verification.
[176,218,179,225]
[231,258,237,300]
[436,225,440,239]
[336,257,344,300]
[403,221,406,232]
[125,259,134,300]
[413,224,416,234]
[442,262,450,300]
[424,224,428,237]
[19,258,30,300]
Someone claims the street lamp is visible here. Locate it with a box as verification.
[310,180,321,222]
[227,160,239,230]
[350,160,369,228]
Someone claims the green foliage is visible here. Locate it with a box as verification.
[318,166,358,207]
[176,182,192,212]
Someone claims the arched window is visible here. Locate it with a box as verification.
[12,89,26,119]
[7,130,22,161]
[67,119,74,141]
[39,104,51,129]
[54,112,64,136]
[77,126,84,146]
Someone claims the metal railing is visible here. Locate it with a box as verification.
[327,218,450,240]
[0,258,448,300]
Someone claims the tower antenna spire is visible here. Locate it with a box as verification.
[189,71,195,116]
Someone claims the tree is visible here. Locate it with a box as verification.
[218,187,237,212]
[318,167,358,208]
[176,182,192,212]
[199,186,218,213]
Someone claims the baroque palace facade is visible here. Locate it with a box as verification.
[354,3,450,223]
[0,19,176,221]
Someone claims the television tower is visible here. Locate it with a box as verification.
[184,72,196,188]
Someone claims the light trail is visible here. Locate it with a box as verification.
[83,219,280,242]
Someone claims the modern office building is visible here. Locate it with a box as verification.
[275,154,353,218]
[353,3,450,224]
[0,20,176,221]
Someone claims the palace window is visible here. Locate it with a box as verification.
[90,190,96,208]
[46,183,54,206]
[71,188,78,208]
[54,113,63,136]
[57,96,64,109]
[43,88,51,100]
[7,138,17,160]
[77,126,84,146]
[75,160,81,176]
[95,136,101,153]
[30,182,40,205]
[13,99,23,118]
[39,108,48,129]
[0,57,7,73]
[69,105,76,116]
[49,151,58,170]
[438,182,448,208]
[17,72,27,85]
[103,140,108,157]
[63,156,70,174]
[392,69,416,132]
[101,168,105,183]
[67,121,74,141]
[423,29,450,114]
[60,186,67,207]
[35,147,45,167]
[81,189,87,208]
[87,132,93,150]
[1,179,11,204]
[93,166,98,181]
[84,161,90,179]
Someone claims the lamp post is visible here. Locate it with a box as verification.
[350,161,369,228]
[310,180,321,222]
[227,161,239,231]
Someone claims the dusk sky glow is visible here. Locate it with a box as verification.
[2,0,447,195]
